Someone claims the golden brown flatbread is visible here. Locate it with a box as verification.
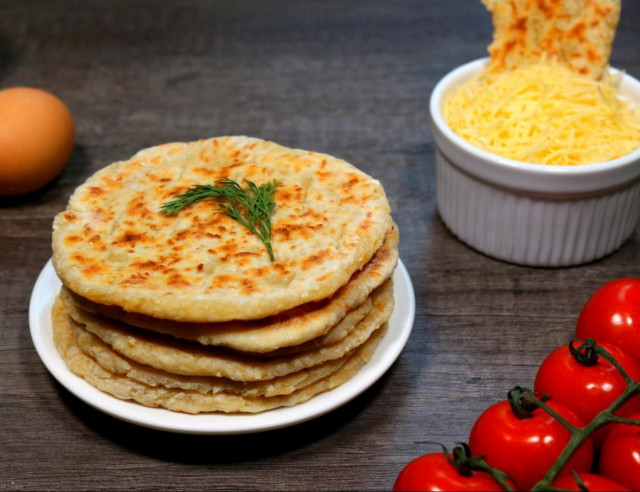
[52,136,393,322]
[482,0,621,79]
[59,223,399,352]
[50,136,398,415]
[60,280,394,382]
[63,304,353,398]
[52,297,389,414]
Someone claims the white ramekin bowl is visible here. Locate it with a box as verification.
[430,58,640,267]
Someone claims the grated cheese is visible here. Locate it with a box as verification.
[443,61,640,165]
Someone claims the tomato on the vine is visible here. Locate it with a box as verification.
[575,278,640,362]
[599,411,640,490]
[552,472,629,491]
[468,390,593,491]
[534,339,640,447]
[392,454,504,491]
[393,445,511,492]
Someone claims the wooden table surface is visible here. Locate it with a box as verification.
[1,1,639,490]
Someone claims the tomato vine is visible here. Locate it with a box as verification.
[395,279,640,491]
[528,341,640,490]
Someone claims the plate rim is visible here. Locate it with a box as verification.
[29,258,415,435]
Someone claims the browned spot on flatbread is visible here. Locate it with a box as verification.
[79,258,105,277]
[71,253,87,265]
[61,211,77,222]
[168,273,191,288]
[87,186,103,196]
[131,259,162,271]
[302,249,330,271]
[126,197,153,220]
[65,235,82,246]
[240,278,257,295]
[120,273,149,286]
[113,230,149,247]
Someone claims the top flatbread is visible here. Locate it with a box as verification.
[52,136,393,322]
[482,0,621,79]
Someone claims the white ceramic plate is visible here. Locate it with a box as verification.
[29,258,415,434]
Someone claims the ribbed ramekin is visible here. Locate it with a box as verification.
[430,58,640,267]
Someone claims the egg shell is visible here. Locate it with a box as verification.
[0,87,75,195]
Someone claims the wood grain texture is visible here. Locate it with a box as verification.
[1,0,639,490]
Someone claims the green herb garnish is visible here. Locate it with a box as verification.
[160,178,280,261]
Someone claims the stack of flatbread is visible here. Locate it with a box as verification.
[50,136,398,414]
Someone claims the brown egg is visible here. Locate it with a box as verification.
[0,87,75,195]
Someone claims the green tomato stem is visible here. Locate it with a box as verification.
[528,342,640,491]
[441,444,516,491]
[471,460,515,491]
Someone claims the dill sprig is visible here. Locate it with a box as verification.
[160,178,280,261]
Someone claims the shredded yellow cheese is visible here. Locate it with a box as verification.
[443,61,640,165]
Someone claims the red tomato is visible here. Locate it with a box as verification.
[469,397,593,491]
[552,473,629,491]
[575,278,640,363]
[599,411,640,490]
[534,340,640,447]
[393,452,507,492]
